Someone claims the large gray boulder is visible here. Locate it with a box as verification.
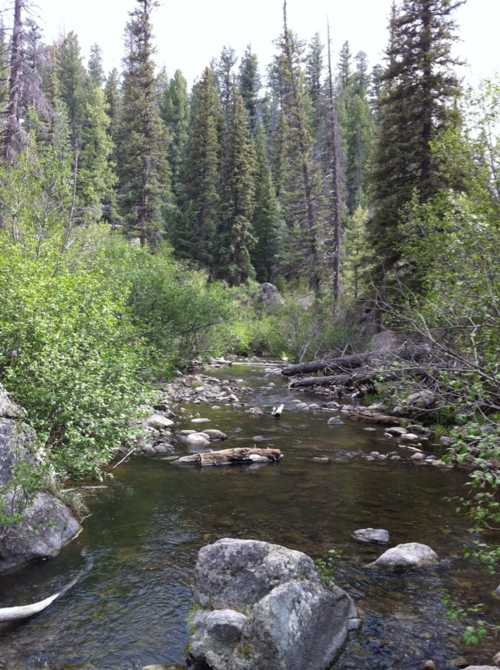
[0,384,80,573]
[260,283,284,311]
[188,538,358,670]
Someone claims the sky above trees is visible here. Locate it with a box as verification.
[26,0,500,84]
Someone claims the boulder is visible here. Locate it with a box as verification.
[260,283,284,310]
[369,542,438,570]
[352,528,390,544]
[203,429,227,441]
[180,433,211,449]
[188,538,358,670]
[404,390,436,409]
[0,384,80,573]
[146,414,174,431]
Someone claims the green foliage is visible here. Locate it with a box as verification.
[315,548,342,587]
[442,594,493,647]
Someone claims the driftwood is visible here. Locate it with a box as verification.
[282,345,431,378]
[341,409,408,426]
[176,447,283,467]
[0,551,94,624]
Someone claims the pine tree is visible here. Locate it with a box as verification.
[305,33,324,136]
[218,92,256,285]
[21,19,52,134]
[177,67,222,268]
[252,124,281,282]
[239,45,260,135]
[337,41,351,90]
[78,86,117,225]
[56,31,88,151]
[88,43,105,88]
[116,0,170,247]
[160,69,189,199]
[369,0,464,283]
[104,68,121,150]
[277,0,322,291]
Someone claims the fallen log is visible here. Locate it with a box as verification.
[341,408,409,426]
[282,353,371,377]
[282,345,431,378]
[176,447,283,467]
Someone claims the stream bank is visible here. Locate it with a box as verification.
[0,361,498,669]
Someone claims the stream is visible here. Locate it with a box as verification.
[0,362,498,670]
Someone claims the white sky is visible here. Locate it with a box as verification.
[19,0,500,86]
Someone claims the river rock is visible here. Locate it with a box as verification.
[327,416,344,426]
[188,538,358,670]
[191,418,211,425]
[0,385,80,572]
[386,427,408,437]
[399,433,421,443]
[203,429,228,441]
[463,667,500,670]
[146,414,174,431]
[404,389,436,409]
[180,432,211,448]
[352,528,390,544]
[369,542,438,569]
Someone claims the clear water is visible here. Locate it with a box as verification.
[0,363,498,669]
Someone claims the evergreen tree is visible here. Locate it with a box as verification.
[160,69,189,199]
[177,67,222,268]
[217,45,237,122]
[238,45,260,135]
[369,0,464,283]
[104,68,121,150]
[337,41,351,90]
[0,16,8,115]
[88,43,105,88]
[218,92,256,285]
[277,1,322,291]
[56,31,88,151]
[78,86,117,225]
[116,0,170,247]
[21,19,52,134]
[305,33,324,136]
[252,124,281,282]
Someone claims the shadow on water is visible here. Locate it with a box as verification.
[0,363,498,669]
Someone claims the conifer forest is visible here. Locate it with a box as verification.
[0,1,498,669]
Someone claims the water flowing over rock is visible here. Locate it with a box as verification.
[0,384,80,573]
[187,538,358,670]
[369,542,438,569]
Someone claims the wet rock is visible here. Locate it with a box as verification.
[352,528,390,545]
[248,407,264,416]
[495,585,500,598]
[399,432,421,443]
[313,456,331,464]
[189,538,357,670]
[411,453,425,461]
[449,657,468,668]
[364,427,377,432]
[423,662,436,670]
[192,418,211,425]
[153,443,175,455]
[308,403,321,411]
[463,667,500,670]
[386,427,408,437]
[327,416,344,426]
[370,542,438,570]
[203,429,228,441]
[146,414,174,431]
[494,653,500,666]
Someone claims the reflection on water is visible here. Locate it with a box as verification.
[0,363,498,669]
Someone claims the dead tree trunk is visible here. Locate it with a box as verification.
[3,0,25,162]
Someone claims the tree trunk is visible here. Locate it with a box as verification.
[176,447,283,467]
[3,0,25,162]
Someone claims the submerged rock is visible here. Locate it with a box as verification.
[369,542,438,569]
[352,528,390,544]
[146,414,174,431]
[188,538,358,670]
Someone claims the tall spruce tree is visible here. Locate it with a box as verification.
[252,124,281,282]
[117,0,170,247]
[369,0,463,283]
[278,0,322,291]
[160,69,189,200]
[176,67,222,268]
[239,45,260,135]
[56,31,88,152]
[218,92,256,285]
[305,33,324,136]
[88,44,105,88]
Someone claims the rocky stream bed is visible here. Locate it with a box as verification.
[0,360,499,669]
